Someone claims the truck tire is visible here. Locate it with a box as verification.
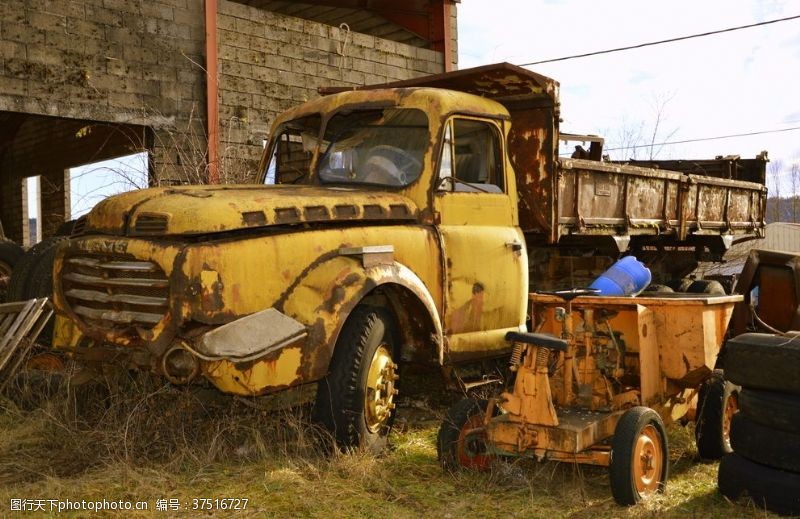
[718,453,800,516]
[437,398,494,472]
[6,237,62,302]
[313,306,399,453]
[643,284,674,293]
[667,278,693,292]
[695,370,738,460]
[0,239,24,302]
[729,413,800,473]
[609,406,669,506]
[25,237,68,299]
[725,333,800,394]
[14,237,67,346]
[686,280,726,295]
[739,388,800,434]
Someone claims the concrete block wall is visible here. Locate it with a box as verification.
[0,0,207,138]
[216,0,448,180]
[0,0,453,240]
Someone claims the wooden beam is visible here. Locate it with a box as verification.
[205,0,220,184]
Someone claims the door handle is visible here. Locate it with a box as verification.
[506,241,523,252]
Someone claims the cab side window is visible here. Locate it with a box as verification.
[439,119,504,193]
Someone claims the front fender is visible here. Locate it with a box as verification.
[200,257,442,396]
[280,256,443,379]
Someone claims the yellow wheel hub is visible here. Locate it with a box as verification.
[365,344,398,432]
[634,424,664,495]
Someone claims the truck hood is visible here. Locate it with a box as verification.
[82,185,419,236]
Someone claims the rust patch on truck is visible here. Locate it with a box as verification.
[450,282,485,333]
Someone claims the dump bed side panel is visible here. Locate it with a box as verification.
[555,158,767,244]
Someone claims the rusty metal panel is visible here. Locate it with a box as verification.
[554,159,766,243]
[732,249,800,335]
[508,107,558,238]
[0,298,52,391]
[319,62,560,106]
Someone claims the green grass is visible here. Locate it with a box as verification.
[0,372,780,518]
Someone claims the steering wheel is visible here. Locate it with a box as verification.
[362,145,421,186]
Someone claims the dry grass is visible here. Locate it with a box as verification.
[0,372,781,518]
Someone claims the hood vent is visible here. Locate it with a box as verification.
[71,215,88,237]
[134,214,169,235]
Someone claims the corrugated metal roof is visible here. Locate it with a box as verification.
[697,222,800,276]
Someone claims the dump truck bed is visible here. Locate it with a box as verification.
[556,158,766,244]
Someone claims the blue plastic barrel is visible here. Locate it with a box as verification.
[589,256,652,296]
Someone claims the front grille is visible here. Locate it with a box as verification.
[62,253,169,335]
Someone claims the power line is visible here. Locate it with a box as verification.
[559,126,800,156]
[603,126,800,151]
[519,14,800,66]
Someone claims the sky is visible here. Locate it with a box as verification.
[457,0,800,194]
[69,153,148,218]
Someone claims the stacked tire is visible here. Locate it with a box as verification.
[6,236,69,346]
[0,239,25,303]
[718,332,800,516]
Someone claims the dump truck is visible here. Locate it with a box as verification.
[49,63,767,454]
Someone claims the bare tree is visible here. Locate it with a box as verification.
[604,92,679,162]
[791,162,800,222]
[646,92,679,160]
[768,159,783,222]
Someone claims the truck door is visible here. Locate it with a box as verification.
[433,117,528,363]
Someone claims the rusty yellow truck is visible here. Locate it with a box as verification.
[50,63,766,458]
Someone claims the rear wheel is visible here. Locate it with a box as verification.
[437,398,494,472]
[313,306,399,453]
[695,369,739,460]
[609,406,669,505]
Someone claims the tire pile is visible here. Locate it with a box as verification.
[718,332,800,516]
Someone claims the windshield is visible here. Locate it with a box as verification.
[318,108,428,187]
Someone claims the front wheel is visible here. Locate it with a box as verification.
[437,398,494,472]
[313,306,399,453]
[609,406,669,506]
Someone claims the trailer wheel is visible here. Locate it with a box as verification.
[695,369,738,460]
[739,388,800,434]
[0,239,24,302]
[437,398,494,472]
[725,333,800,394]
[609,406,669,505]
[718,453,800,516]
[313,306,399,453]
